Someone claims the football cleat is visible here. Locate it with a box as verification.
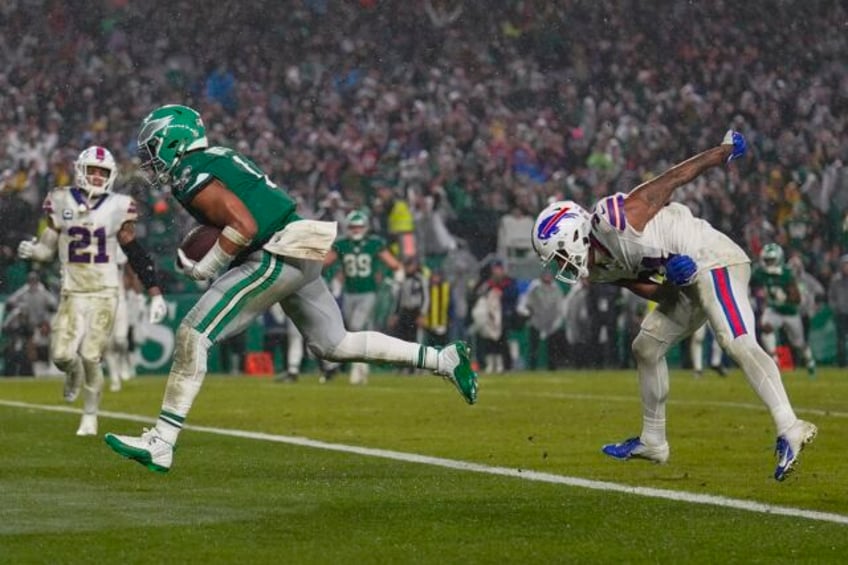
[105,428,174,473]
[319,367,337,384]
[774,419,817,481]
[76,414,98,437]
[274,371,298,384]
[435,341,478,405]
[710,364,728,377]
[602,436,669,463]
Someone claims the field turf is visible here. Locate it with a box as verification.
[1,368,846,564]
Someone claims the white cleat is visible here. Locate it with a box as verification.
[774,419,818,481]
[76,414,98,436]
[104,428,174,473]
[109,380,122,393]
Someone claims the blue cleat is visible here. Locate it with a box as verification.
[602,436,669,463]
[774,420,817,481]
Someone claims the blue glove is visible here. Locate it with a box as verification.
[666,254,698,286]
[722,130,746,162]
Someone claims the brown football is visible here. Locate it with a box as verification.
[179,225,221,264]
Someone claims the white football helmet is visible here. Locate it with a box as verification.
[759,242,785,275]
[531,200,592,284]
[74,145,118,197]
[346,210,368,241]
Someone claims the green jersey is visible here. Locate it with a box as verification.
[170,146,299,248]
[333,235,387,294]
[751,265,799,315]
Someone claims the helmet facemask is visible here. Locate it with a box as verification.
[544,241,590,284]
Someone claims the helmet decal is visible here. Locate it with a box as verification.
[138,115,174,143]
[536,206,580,241]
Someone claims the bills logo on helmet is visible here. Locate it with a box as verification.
[536,207,580,241]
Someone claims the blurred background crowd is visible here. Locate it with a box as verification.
[1,0,847,373]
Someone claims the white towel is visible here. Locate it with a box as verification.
[262,220,337,261]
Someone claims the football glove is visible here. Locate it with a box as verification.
[722,130,747,162]
[148,294,168,324]
[666,254,698,286]
[17,238,36,259]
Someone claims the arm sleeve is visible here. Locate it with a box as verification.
[120,239,159,290]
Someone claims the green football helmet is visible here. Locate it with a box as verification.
[760,243,785,274]
[346,210,368,241]
[137,104,208,187]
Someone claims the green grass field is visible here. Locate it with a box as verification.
[1,368,846,564]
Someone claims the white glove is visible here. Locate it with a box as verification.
[176,248,212,281]
[148,294,167,324]
[177,244,233,281]
[17,238,36,260]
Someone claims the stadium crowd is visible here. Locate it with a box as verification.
[1,0,847,372]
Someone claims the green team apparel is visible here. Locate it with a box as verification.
[333,235,388,294]
[751,266,799,316]
[170,146,300,249]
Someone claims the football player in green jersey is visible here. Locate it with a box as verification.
[750,243,816,376]
[104,105,477,473]
[323,210,403,385]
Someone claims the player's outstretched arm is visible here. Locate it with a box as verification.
[624,130,745,231]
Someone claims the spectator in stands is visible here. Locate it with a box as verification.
[5,271,57,329]
[471,258,519,373]
[0,0,846,367]
[518,270,566,371]
[423,269,451,348]
[497,201,535,260]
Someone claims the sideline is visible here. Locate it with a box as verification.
[2,398,846,526]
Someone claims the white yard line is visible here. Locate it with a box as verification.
[2,398,846,526]
[504,391,848,419]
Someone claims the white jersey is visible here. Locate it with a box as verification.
[588,192,749,284]
[43,186,137,295]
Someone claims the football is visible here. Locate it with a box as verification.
[179,225,221,264]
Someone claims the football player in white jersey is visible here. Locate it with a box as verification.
[18,146,168,435]
[105,247,140,392]
[531,131,816,481]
